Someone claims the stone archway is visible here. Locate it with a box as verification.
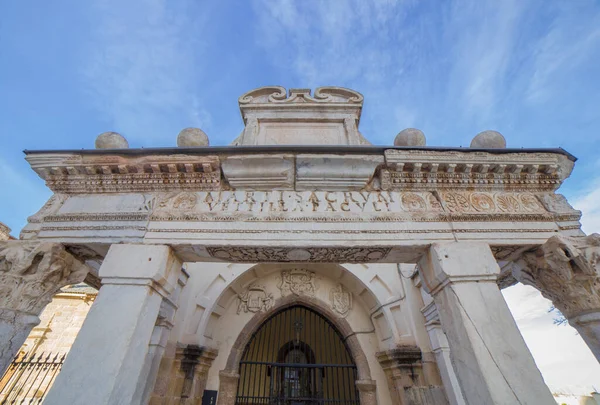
[217,294,377,405]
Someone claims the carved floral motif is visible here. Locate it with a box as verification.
[237,284,274,314]
[206,247,392,263]
[0,241,89,314]
[329,284,352,317]
[278,269,317,297]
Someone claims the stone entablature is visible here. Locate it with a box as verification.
[24,148,573,195]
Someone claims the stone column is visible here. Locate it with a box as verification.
[513,233,600,362]
[418,242,555,405]
[0,241,88,374]
[44,244,183,405]
[421,302,466,405]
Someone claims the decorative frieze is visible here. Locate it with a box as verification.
[25,153,221,194]
[382,150,573,191]
[206,247,392,263]
[237,284,274,314]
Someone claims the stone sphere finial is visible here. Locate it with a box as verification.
[177,127,209,147]
[394,128,426,147]
[470,130,506,149]
[95,132,129,149]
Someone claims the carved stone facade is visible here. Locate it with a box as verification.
[329,284,352,317]
[514,233,600,318]
[3,86,594,405]
[0,242,89,315]
[278,269,317,297]
[236,284,273,314]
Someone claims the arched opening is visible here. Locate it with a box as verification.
[235,305,360,404]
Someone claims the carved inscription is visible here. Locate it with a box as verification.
[155,191,440,214]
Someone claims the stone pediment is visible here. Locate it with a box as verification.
[234,86,371,146]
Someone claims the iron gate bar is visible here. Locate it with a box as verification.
[236,305,360,405]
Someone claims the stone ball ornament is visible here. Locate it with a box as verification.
[394,128,426,147]
[94,132,129,149]
[177,127,209,147]
[470,130,506,149]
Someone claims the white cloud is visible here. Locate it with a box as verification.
[81,0,211,144]
[504,284,600,394]
[571,175,600,235]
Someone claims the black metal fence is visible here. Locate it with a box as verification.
[0,352,65,404]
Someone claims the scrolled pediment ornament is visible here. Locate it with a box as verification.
[0,241,90,314]
[513,233,600,317]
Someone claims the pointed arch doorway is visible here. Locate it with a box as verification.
[235,305,360,404]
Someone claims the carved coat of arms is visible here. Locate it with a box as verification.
[330,284,352,317]
[278,269,317,297]
[237,284,274,314]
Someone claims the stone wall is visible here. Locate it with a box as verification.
[22,284,96,355]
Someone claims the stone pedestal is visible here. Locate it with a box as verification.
[44,244,183,405]
[0,241,88,374]
[513,233,600,362]
[377,346,448,405]
[217,370,240,405]
[418,242,555,405]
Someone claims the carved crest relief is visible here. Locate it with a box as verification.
[330,284,352,317]
[237,284,274,314]
[278,269,317,297]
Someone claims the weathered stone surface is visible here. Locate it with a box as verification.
[177,127,209,147]
[418,242,555,404]
[95,131,129,149]
[0,241,89,374]
[44,244,184,405]
[470,130,506,148]
[394,128,426,147]
[513,233,600,361]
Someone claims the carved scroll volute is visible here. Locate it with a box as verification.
[514,233,600,317]
[0,241,90,315]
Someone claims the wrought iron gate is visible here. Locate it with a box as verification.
[0,352,65,404]
[236,305,359,405]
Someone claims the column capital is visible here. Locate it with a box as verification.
[0,240,89,315]
[513,233,600,318]
[99,244,182,298]
[418,242,499,296]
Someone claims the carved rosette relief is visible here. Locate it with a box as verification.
[0,241,89,314]
[329,284,352,317]
[514,233,600,317]
[440,192,547,215]
[237,284,274,314]
[278,269,318,297]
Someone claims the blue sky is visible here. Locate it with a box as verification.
[2,0,600,395]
